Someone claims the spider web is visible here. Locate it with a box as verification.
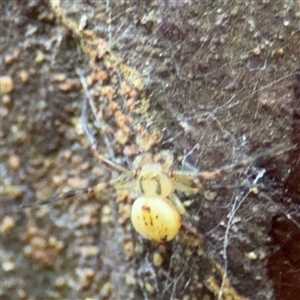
[99,1,300,299]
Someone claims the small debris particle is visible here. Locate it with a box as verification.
[118,201,131,224]
[0,106,9,117]
[124,240,135,258]
[55,276,67,287]
[31,236,47,248]
[53,73,67,82]
[71,154,84,164]
[102,204,112,215]
[2,94,11,105]
[145,282,154,293]
[79,204,99,226]
[18,70,29,83]
[153,251,163,267]
[115,128,131,145]
[52,174,64,185]
[4,48,20,64]
[123,145,138,157]
[48,236,64,249]
[67,177,87,189]
[17,288,26,298]
[3,261,15,272]
[277,47,284,55]
[59,79,77,92]
[0,216,16,234]
[86,74,94,86]
[80,246,99,257]
[230,6,239,16]
[80,214,95,226]
[247,251,258,260]
[9,154,21,170]
[183,199,194,207]
[79,14,88,31]
[38,11,55,22]
[204,191,217,201]
[101,215,112,224]
[76,267,95,288]
[35,50,46,63]
[80,161,91,171]
[258,250,266,259]
[62,149,72,159]
[100,282,113,298]
[252,47,261,55]
[125,273,136,286]
[0,76,14,95]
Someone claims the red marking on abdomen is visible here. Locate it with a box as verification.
[142,205,151,212]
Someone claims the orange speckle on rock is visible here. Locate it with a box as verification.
[121,81,138,99]
[100,85,115,101]
[126,98,136,111]
[108,101,120,112]
[115,128,131,145]
[95,68,109,83]
[22,220,63,269]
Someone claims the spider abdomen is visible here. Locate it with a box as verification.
[131,196,181,243]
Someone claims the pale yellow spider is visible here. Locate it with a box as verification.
[22,97,294,243]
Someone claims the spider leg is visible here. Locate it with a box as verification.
[21,172,135,209]
[169,193,190,217]
[172,172,203,195]
[78,70,126,173]
[181,220,204,242]
[81,95,97,149]
[154,150,174,170]
[81,91,129,173]
[77,68,108,134]
[91,145,130,174]
[173,144,295,184]
[172,169,261,195]
[195,143,295,181]
[20,185,108,209]
[169,194,204,240]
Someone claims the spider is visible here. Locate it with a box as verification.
[21,73,295,242]
[21,95,294,242]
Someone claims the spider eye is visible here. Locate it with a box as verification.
[131,196,181,242]
[137,164,173,198]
